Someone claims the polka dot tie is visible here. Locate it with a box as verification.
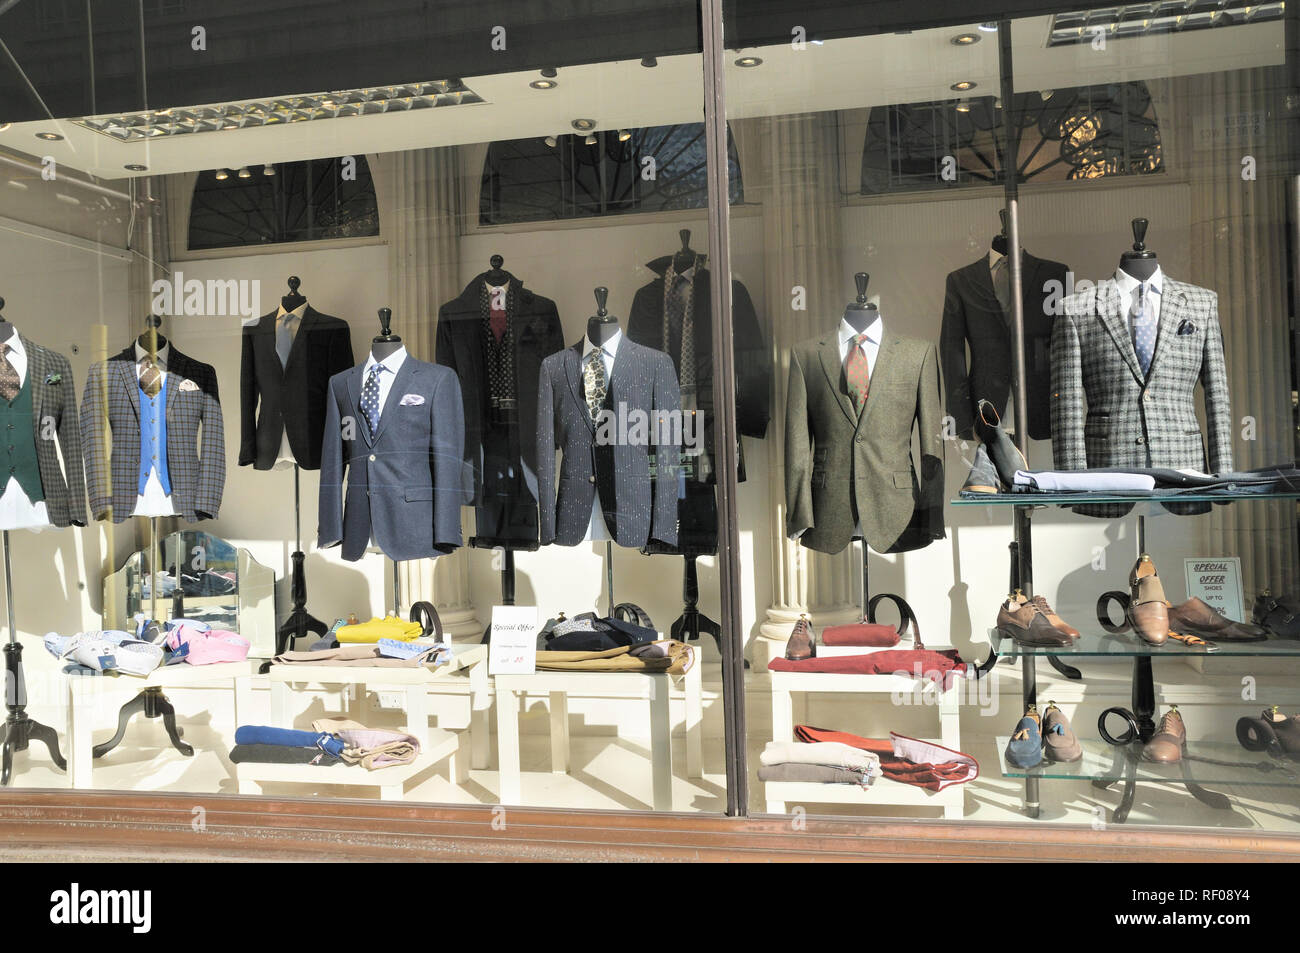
[361,364,385,438]
[1132,284,1155,377]
[845,332,870,414]
[0,344,18,403]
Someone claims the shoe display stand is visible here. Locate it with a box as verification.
[246,642,489,800]
[493,660,704,810]
[764,667,965,819]
[956,492,1300,821]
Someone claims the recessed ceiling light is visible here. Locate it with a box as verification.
[978,22,999,32]
[735,55,763,67]
[571,118,596,131]
[262,163,276,176]
[951,33,980,45]
[36,131,63,141]
[530,79,558,89]
[237,166,251,179]
[543,135,558,148]
[640,56,658,68]
[123,163,148,171]
[215,168,229,181]
[950,81,977,91]
[955,101,972,113]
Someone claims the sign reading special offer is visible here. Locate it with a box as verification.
[1183,557,1244,624]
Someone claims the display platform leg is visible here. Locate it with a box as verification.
[277,466,327,655]
[92,686,193,759]
[669,554,722,647]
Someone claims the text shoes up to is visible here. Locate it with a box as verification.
[996,592,1072,647]
[1128,554,1169,646]
[1004,705,1043,769]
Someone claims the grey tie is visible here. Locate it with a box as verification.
[992,256,1012,319]
[276,312,297,368]
[1131,284,1156,377]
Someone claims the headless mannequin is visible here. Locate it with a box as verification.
[587,286,620,346]
[1119,217,1160,282]
[0,296,13,345]
[484,253,511,288]
[0,294,49,532]
[371,307,403,361]
[673,228,700,276]
[843,272,878,334]
[281,275,307,313]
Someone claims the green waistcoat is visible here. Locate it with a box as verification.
[0,376,44,503]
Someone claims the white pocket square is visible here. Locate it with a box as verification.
[178,379,200,392]
[399,393,425,406]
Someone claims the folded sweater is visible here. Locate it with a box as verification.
[794,724,979,791]
[768,649,966,689]
[336,615,424,643]
[757,763,872,786]
[760,740,881,774]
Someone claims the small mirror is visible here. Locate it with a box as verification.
[102,530,277,657]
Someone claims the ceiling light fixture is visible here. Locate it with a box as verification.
[618,129,631,142]
[237,166,251,179]
[951,33,981,45]
[1047,2,1282,46]
[544,135,558,148]
[214,168,229,181]
[955,100,972,113]
[584,133,598,146]
[540,67,558,78]
[978,22,999,31]
[0,123,10,132]
[640,56,658,67]
[35,131,63,141]
[262,163,276,176]
[950,80,977,91]
[530,79,558,89]
[571,118,596,131]
[123,163,148,171]
[735,55,763,67]
[71,79,483,142]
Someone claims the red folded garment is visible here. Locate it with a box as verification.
[794,724,979,792]
[768,648,966,689]
[821,621,899,648]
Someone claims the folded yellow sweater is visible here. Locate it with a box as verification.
[336,615,424,643]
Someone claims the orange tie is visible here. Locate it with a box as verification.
[845,333,870,413]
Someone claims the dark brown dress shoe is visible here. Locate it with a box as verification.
[997,594,1071,647]
[785,613,816,661]
[1128,554,1169,645]
[1263,706,1300,755]
[1142,707,1186,763]
[1168,597,1268,642]
[1017,592,1080,640]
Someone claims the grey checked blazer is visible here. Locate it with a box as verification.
[536,337,681,549]
[80,345,225,523]
[318,355,466,562]
[786,329,945,555]
[18,334,87,527]
[1050,276,1232,474]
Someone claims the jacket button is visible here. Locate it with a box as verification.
[1136,436,1146,445]
[369,454,376,462]
[589,475,596,484]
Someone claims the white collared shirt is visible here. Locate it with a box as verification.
[275,301,307,340]
[130,340,176,517]
[837,312,883,379]
[361,345,409,421]
[580,329,622,543]
[0,333,50,532]
[1115,265,1164,325]
[133,341,170,375]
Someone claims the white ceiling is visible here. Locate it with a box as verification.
[0,16,1284,181]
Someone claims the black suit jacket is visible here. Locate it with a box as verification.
[939,252,1068,441]
[435,275,564,503]
[627,260,770,478]
[239,306,353,471]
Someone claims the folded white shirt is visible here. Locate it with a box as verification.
[1013,470,1156,492]
[760,740,881,775]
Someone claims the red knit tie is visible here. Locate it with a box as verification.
[845,332,870,413]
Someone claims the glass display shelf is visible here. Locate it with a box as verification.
[989,630,1300,658]
[952,490,1300,506]
[995,737,1300,788]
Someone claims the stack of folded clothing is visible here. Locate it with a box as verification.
[313,717,421,769]
[793,725,979,791]
[768,648,966,690]
[756,740,880,787]
[43,631,166,677]
[540,612,658,652]
[335,615,424,644]
[163,620,250,665]
[273,642,445,669]
[230,725,346,766]
[535,640,694,675]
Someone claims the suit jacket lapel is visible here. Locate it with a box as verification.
[1096,280,1145,385]
[283,306,318,375]
[965,259,1001,320]
[373,356,416,443]
[347,363,370,446]
[1147,283,1183,380]
[116,348,140,416]
[856,332,894,434]
[817,337,858,426]
[22,336,45,433]
[563,342,590,433]
[164,350,188,420]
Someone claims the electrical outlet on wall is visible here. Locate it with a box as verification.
[373,691,406,711]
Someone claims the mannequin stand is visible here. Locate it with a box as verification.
[391,558,403,616]
[481,549,518,643]
[669,554,721,646]
[96,517,193,760]
[277,465,327,654]
[605,541,615,615]
[0,531,66,784]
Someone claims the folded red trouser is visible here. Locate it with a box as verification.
[794,724,979,792]
[768,648,966,690]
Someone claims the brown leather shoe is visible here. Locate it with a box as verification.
[1263,705,1300,755]
[1141,706,1186,763]
[1128,554,1169,645]
[1042,701,1083,762]
[997,594,1071,647]
[1167,597,1267,642]
[1016,591,1080,640]
[785,613,815,661]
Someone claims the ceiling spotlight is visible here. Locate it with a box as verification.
[1040,89,1055,100]
[543,135,558,148]
[735,55,763,67]
[618,129,631,142]
[640,56,658,68]
[540,67,558,78]
[529,79,558,90]
[584,133,598,146]
[571,118,596,131]
[215,168,229,181]
[35,131,63,141]
[955,100,972,113]
[262,163,276,176]
[994,98,1003,109]
[0,123,10,132]
[978,22,999,32]
[237,166,251,179]
[123,163,148,171]
[950,80,977,91]
[951,33,980,45]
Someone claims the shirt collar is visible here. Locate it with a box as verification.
[1114,265,1164,298]
[2,333,24,359]
[839,312,883,349]
[363,345,408,377]
[583,328,622,361]
[134,341,170,369]
[276,301,307,321]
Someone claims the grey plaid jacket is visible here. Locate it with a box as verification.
[1050,276,1232,474]
[19,334,87,527]
[80,345,225,523]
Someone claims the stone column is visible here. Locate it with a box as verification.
[741,114,861,668]
[377,148,480,639]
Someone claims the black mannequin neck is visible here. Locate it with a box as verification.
[281,293,306,313]
[843,306,877,334]
[1120,255,1159,282]
[0,321,14,344]
[587,316,620,346]
[371,339,403,361]
[672,251,697,274]
[137,332,167,353]
[484,268,512,287]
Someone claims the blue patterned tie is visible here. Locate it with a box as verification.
[1132,284,1155,377]
[361,364,384,438]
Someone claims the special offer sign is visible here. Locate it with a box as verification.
[1183,557,1245,624]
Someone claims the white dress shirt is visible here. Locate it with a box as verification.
[1114,264,1164,332]
[0,333,50,532]
[132,341,176,518]
[581,329,621,542]
[360,345,408,553]
[273,301,308,470]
